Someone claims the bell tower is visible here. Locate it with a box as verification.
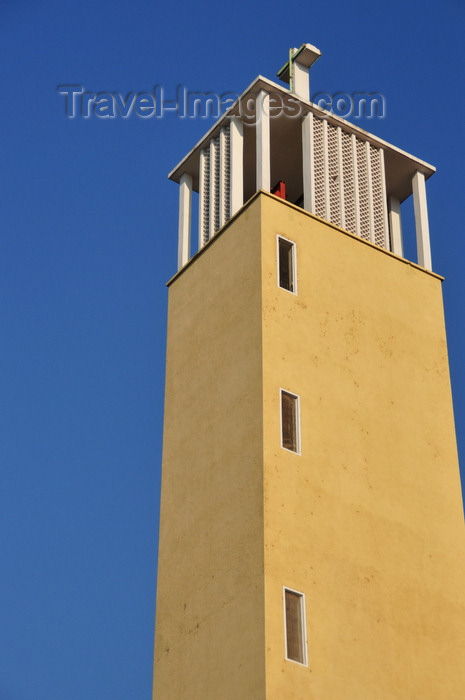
[153,45,465,699]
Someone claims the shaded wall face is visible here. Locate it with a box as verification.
[153,199,267,700]
[260,195,465,700]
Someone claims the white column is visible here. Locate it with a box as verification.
[256,90,270,192]
[177,173,192,270]
[388,196,403,257]
[230,116,243,216]
[412,171,432,270]
[293,61,309,101]
[302,112,314,213]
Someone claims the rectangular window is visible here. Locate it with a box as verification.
[277,236,296,293]
[281,390,300,453]
[284,588,307,665]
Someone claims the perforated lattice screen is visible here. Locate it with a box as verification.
[327,123,340,227]
[198,127,233,246]
[355,138,370,241]
[212,137,220,235]
[221,126,231,225]
[341,131,356,234]
[313,117,326,220]
[309,116,388,250]
[370,145,385,248]
[200,149,210,245]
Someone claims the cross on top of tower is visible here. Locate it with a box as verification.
[276,43,322,100]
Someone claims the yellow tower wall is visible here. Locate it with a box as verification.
[154,191,465,699]
[260,193,465,699]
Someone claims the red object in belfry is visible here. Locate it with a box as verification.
[271,180,287,200]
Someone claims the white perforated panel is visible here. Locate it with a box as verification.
[199,130,234,247]
[370,145,386,248]
[221,126,231,226]
[313,117,326,219]
[308,116,388,250]
[200,148,210,246]
[212,136,220,235]
[327,122,341,227]
[355,137,370,241]
[341,130,356,234]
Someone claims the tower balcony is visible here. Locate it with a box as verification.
[169,46,435,273]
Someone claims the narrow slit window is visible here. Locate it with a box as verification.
[278,236,296,293]
[284,588,307,665]
[281,390,300,453]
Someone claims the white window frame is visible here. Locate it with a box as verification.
[283,586,308,666]
[280,388,301,455]
[276,235,297,295]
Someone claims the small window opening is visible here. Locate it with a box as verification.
[278,236,296,293]
[284,588,307,665]
[281,390,300,453]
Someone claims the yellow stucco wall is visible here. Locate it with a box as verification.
[154,191,465,699]
[153,199,266,699]
[260,193,465,699]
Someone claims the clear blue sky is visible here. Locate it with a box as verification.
[1,1,464,698]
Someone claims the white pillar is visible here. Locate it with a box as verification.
[177,173,192,270]
[302,112,314,214]
[388,196,403,257]
[230,116,243,216]
[293,61,309,101]
[256,90,270,192]
[412,171,432,270]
